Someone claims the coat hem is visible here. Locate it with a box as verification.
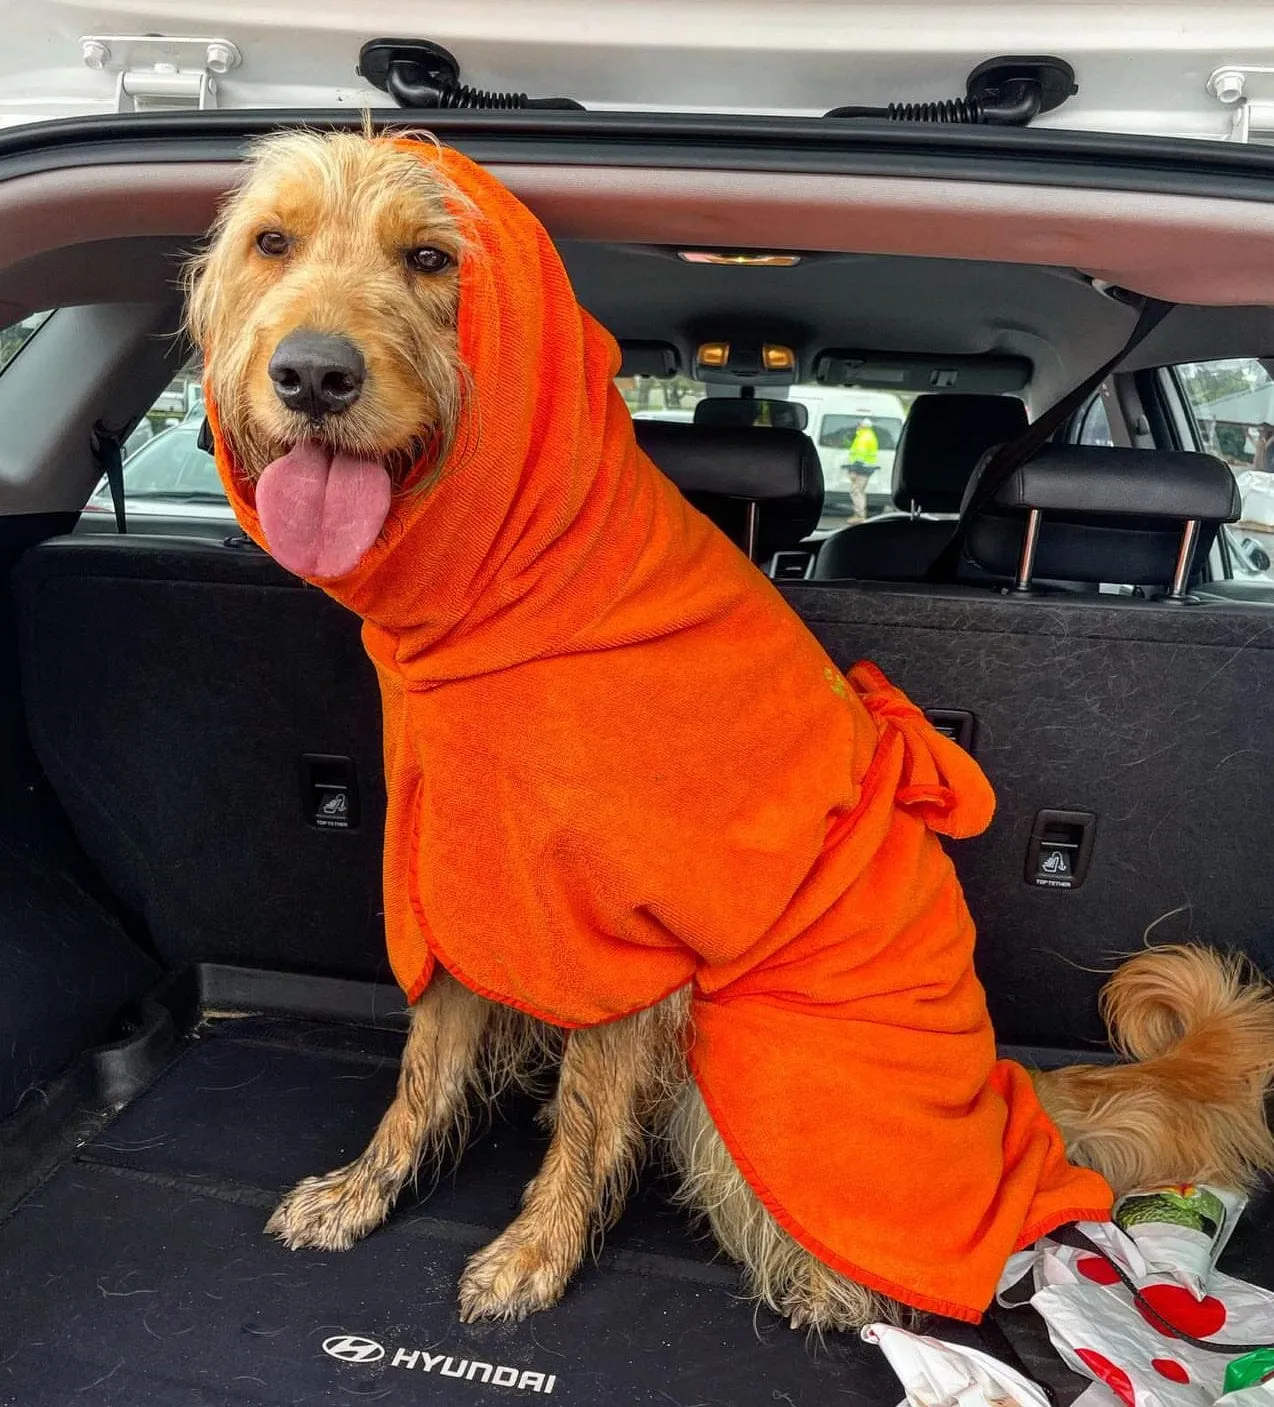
[688,1043,1108,1326]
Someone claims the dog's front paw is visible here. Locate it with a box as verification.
[772,1257,899,1334]
[457,1230,572,1322]
[266,1163,392,1251]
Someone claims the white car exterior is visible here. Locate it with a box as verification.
[4,3,1274,141]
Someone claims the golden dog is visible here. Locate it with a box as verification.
[187,131,1274,1332]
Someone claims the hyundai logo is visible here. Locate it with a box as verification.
[322,1334,386,1364]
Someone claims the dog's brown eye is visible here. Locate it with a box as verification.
[405,246,451,274]
[256,230,291,257]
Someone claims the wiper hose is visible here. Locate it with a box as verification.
[827,80,1041,126]
[825,56,1076,128]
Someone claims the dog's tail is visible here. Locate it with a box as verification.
[1033,945,1274,1196]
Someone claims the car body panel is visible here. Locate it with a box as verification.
[4,1,1274,142]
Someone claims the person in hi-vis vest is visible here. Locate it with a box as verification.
[844,418,879,522]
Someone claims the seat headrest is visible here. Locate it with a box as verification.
[893,394,1028,513]
[692,397,809,432]
[963,444,1240,588]
[634,419,823,560]
[984,445,1241,521]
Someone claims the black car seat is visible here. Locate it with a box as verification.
[813,393,1027,581]
[633,419,823,565]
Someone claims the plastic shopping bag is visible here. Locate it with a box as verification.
[997,1220,1274,1407]
[863,1322,1055,1407]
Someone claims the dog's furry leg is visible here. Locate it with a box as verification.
[1034,945,1274,1196]
[667,1083,906,1332]
[457,991,688,1322]
[268,969,491,1251]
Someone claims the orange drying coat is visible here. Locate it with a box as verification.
[208,138,1112,1323]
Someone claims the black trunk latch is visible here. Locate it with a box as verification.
[1025,809,1096,889]
[300,754,360,831]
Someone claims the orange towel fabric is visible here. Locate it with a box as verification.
[206,137,1112,1323]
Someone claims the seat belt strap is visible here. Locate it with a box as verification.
[925,296,1173,582]
[90,421,127,534]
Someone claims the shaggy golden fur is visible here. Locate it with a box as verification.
[189,131,1274,1333]
[186,130,468,484]
[1034,945,1274,1194]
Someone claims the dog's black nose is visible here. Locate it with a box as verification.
[268,331,365,419]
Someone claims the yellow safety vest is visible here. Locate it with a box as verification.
[847,426,879,467]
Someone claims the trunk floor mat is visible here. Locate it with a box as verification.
[1,1006,1268,1406]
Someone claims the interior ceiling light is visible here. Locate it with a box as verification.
[697,342,731,368]
[678,251,802,267]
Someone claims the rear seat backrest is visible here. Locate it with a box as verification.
[17,439,1271,1051]
[16,536,391,980]
[814,393,1027,582]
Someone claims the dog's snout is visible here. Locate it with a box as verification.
[268,331,366,420]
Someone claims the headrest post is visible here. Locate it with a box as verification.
[743,501,760,562]
[1013,507,1042,592]
[1165,518,1201,601]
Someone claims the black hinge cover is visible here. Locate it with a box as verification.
[358,39,584,110]
[966,56,1078,117]
[825,54,1076,126]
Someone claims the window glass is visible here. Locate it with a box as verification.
[0,311,52,374]
[82,358,231,529]
[1176,359,1274,582]
[96,363,922,537]
[617,374,916,532]
[816,412,903,453]
[1076,392,1114,447]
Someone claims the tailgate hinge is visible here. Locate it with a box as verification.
[1207,66,1274,142]
[80,34,242,113]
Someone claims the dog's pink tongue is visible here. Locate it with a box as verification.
[255,443,392,579]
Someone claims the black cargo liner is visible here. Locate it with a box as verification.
[0,965,1269,1407]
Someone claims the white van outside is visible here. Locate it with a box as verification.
[788,387,909,519]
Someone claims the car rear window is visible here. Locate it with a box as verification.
[94,365,917,536]
[815,413,903,452]
[0,311,51,374]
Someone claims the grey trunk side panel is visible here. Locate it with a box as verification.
[783,583,1274,1047]
[15,536,1274,1050]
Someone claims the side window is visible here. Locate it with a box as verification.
[1175,358,1274,582]
[1075,392,1114,447]
[82,358,229,530]
[0,311,52,374]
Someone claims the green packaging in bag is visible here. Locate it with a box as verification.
[1113,1183,1246,1299]
[1224,1347,1274,1394]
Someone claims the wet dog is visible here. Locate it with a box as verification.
[187,131,1274,1331]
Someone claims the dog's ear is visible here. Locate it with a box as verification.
[182,242,215,353]
[183,173,248,356]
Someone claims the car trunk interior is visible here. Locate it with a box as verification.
[3,115,1274,1405]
